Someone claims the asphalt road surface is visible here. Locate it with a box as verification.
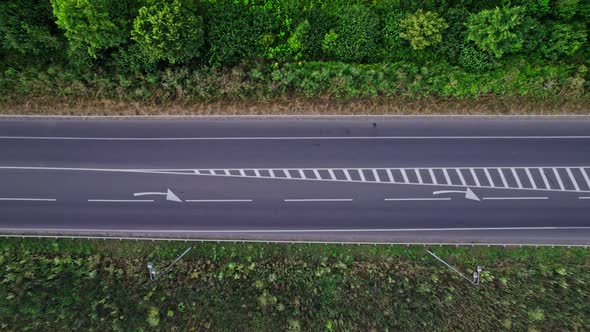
[1,117,589,245]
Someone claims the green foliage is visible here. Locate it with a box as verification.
[552,0,581,20]
[110,43,157,73]
[542,23,587,59]
[439,7,470,64]
[467,6,528,58]
[382,11,407,61]
[296,9,335,61]
[206,1,278,67]
[51,0,138,58]
[287,20,311,60]
[0,239,589,330]
[0,0,64,58]
[399,9,448,50]
[458,45,497,72]
[1,0,588,103]
[329,5,380,63]
[132,0,204,64]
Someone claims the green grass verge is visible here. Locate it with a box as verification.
[1,239,588,331]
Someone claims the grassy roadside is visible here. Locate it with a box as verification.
[1,239,588,331]
[1,96,589,116]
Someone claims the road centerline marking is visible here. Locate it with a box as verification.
[284,198,353,202]
[482,197,548,200]
[384,198,451,201]
[88,199,154,202]
[0,198,56,202]
[3,135,590,140]
[185,199,253,203]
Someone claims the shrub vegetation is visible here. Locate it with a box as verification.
[0,239,588,330]
[0,0,588,105]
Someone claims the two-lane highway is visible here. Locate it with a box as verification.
[1,117,589,245]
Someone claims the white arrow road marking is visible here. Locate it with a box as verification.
[134,189,182,202]
[433,188,480,201]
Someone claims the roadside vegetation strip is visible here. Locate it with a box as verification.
[1,1,587,115]
[1,239,588,331]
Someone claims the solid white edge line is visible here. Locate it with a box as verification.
[1,234,588,248]
[385,198,451,201]
[578,197,590,199]
[2,166,589,194]
[284,198,353,202]
[2,136,590,140]
[185,199,253,202]
[482,197,548,200]
[87,199,154,202]
[4,165,590,171]
[1,226,589,233]
[0,198,56,201]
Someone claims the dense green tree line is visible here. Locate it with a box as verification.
[0,0,588,101]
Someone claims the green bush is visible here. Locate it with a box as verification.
[329,5,380,63]
[0,0,64,58]
[132,0,204,64]
[542,23,587,60]
[458,45,498,73]
[382,11,407,61]
[551,0,582,20]
[206,1,278,67]
[110,43,157,73]
[439,7,470,64]
[287,20,310,60]
[295,9,335,61]
[467,6,528,58]
[399,9,448,50]
[51,0,139,58]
